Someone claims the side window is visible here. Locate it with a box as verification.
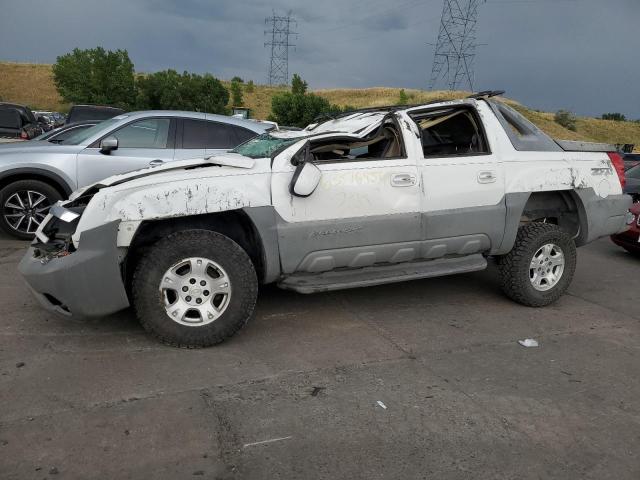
[112,118,171,148]
[410,108,488,157]
[230,126,257,145]
[54,125,91,142]
[182,119,236,149]
[309,124,405,162]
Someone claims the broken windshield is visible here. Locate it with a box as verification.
[230,133,303,159]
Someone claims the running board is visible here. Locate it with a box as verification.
[278,254,487,294]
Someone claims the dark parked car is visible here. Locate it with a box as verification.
[35,114,55,132]
[33,121,98,143]
[623,164,640,201]
[66,105,125,124]
[623,153,640,171]
[0,102,43,139]
[611,202,640,256]
[0,108,41,141]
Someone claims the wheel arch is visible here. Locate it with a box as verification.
[124,207,281,291]
[496,189,588,254]
[0,168,73,198]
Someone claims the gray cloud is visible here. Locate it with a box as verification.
[0,0,638,118]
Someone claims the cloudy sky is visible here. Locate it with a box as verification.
[1,0,638,118]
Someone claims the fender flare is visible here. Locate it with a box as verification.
[0,168,73,196]
[495,190,591,255]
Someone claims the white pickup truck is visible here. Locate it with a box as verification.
[19,93,632,347]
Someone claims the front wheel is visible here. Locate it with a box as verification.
[132,230,258,347]
[497,223,577,307]
[0,180,62,240]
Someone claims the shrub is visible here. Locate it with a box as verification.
[269,74,344,128]
[601,112,626,122]
[52,47,136,109]
[230,79,244,106]
[291,74,308,95]
[554,109,577,131]
[245,80,255,93]
[136,69,229,114]
[398,89,409,105]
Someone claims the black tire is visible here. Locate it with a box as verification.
[497,223,577,307]
[131,230,258,348]
[0,179,62,240]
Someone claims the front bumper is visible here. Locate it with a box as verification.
[18,221,130,317]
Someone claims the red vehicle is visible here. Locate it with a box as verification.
[611,202,640,255]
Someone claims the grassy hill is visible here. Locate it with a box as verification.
[1,61,638,149]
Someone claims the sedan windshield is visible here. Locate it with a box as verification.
[60,117,125,145]
[230,133,303,159]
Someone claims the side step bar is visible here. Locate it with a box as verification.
[278,254,487,294]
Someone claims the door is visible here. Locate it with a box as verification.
[407,103,506,256]
[271,128,422,274]
[76,117,175,186]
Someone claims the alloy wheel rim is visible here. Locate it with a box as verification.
[159,257,231,327]
[529,243,565,292]
[3,190,52,234]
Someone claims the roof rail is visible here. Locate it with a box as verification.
[467,90,505,99]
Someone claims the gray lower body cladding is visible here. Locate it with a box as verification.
[573,190,631,245]
[275,202,506,274]
[18,221,130,317]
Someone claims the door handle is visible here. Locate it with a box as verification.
[477,170,496,184]
[391,173,417,187]
[149,159,164,167]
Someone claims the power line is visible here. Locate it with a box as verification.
[428,0,485,91]
[264,10,296,86]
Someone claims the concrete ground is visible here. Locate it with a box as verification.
[0,232,638,479]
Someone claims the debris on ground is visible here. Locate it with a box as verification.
[311,386,325,397]
[518,338,539,348]
[376,400,387,410]
[15,362,25,368]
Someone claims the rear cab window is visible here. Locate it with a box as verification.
[409,106,489,157]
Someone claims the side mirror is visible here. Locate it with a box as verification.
[100,136,118,154]
[289,162,322,197]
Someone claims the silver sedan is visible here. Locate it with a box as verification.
[0,111,271,239]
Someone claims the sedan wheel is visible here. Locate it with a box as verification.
[3,190,52,235]
[0,180,62,240]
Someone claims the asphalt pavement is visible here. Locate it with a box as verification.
[1,233,639,479]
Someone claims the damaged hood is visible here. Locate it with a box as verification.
[69,153,255,200]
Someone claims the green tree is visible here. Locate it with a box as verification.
[245,80,255,93]
[291,74,308,95]
[554,109,577,131]
[398,89,409,105]
[269,75,343,127]
[52,47,136,109]
[231,76,244,83]
[230,78,244,106]
[601,112,626,122]
[136,69,229,114]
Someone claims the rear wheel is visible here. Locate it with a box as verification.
[497,223,577,307]
[0,180,62,240]
[132,230,258,347]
